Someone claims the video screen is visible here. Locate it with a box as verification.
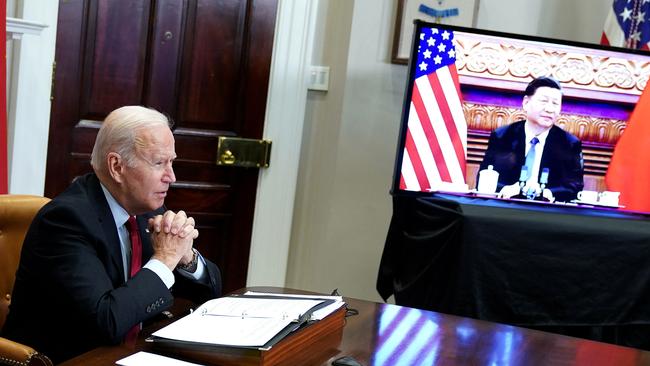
[392,20,650,212]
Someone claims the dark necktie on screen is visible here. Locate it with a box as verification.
[524,137,539,181]
[124,215,142,345]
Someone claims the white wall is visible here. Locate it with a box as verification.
[6,0,58,195]
[477,0,611,43]
[286,0,406,301]
[285,0,612,302]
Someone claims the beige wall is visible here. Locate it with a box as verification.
[286,0,611,302]
[286,0,403,301]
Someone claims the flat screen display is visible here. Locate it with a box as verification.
[391,20,650,212]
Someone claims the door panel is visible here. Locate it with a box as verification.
[178,0,245,126]
[85,1,150,112]
[46,0,278,293]
[146,0,185,113]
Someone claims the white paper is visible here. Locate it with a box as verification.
[116,351,205,366]
[243,291,346,320]
[197,296,322,321]
[152,296,324,347]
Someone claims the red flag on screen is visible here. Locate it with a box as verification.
[605,85,650,211]
[399,26,467,192]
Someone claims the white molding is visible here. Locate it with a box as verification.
[246,0,319,287]
[7,2,58,195]
[6,17,47,40]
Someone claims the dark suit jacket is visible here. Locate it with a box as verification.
[479,121,584,202]
[1,173,221,363]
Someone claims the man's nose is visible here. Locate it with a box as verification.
[545,103,559,112]
[163,166,176,183]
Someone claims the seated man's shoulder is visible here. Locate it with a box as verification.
[492,120,523,138]
[550,125,581,144]
[37,174,99,224]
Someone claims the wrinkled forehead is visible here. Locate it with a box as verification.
[134,126,176,156]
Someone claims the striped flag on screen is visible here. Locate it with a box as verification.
[399,27,467,192]
[601,0,650,49]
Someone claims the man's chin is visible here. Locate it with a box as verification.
[149,197,166,211]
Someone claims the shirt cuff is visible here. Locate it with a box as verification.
[176,252,206,280]
[144,259,175,288]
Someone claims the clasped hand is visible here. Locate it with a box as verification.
[148,210,199,271]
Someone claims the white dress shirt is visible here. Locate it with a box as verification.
[523,125,550,185]
[100,184,205,288]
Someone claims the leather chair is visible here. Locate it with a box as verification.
[0,195,52,366]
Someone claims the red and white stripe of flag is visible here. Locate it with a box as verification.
[601,7,627,47]
[400,64,467,192]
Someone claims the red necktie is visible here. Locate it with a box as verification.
[124,216,142,345]
[126,216,142,278]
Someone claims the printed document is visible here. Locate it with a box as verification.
[243,291,345,320]
[152,296,324,347]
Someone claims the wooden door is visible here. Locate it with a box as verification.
[45,0,278,293]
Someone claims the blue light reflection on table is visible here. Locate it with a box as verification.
[371,304,526,366]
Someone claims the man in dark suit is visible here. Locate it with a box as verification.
[479,77,584,202]
[1,106,222,363]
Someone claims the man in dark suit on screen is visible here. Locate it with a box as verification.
[479,76,584,202]
[1,106,222,363]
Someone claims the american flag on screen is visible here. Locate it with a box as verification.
[399,27,467,192]
[601,0,650,49]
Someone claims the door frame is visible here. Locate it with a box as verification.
[247,0,320,287]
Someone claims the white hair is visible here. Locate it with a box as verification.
[90,106,171,174]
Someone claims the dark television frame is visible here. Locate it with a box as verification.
[391,20,650,208]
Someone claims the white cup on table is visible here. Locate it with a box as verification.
[577,190,599,204]
[598,191,620,206]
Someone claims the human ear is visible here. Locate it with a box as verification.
[107,152,125,183]
[522,95,530,111]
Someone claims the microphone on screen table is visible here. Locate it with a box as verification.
[518,166,528,190]
[539,168,549,190]
[507,165,528,199]
[537,168,550,201]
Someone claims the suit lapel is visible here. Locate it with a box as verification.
[86,174,126,282]
[513,121,527,167]
[85,174,164,280]
[539,125,558,173]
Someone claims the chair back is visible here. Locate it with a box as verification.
[0,195,50,330]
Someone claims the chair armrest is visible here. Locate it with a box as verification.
[0,336,52,366]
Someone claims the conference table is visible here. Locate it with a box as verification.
[377,193,650,351]
[59,286,650,365]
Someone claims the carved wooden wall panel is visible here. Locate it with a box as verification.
[456,34,650,98]
[451,30,647,192]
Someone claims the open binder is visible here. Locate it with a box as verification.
[147,293,340,350]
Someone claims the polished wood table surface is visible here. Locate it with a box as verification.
[60,287,650,366]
